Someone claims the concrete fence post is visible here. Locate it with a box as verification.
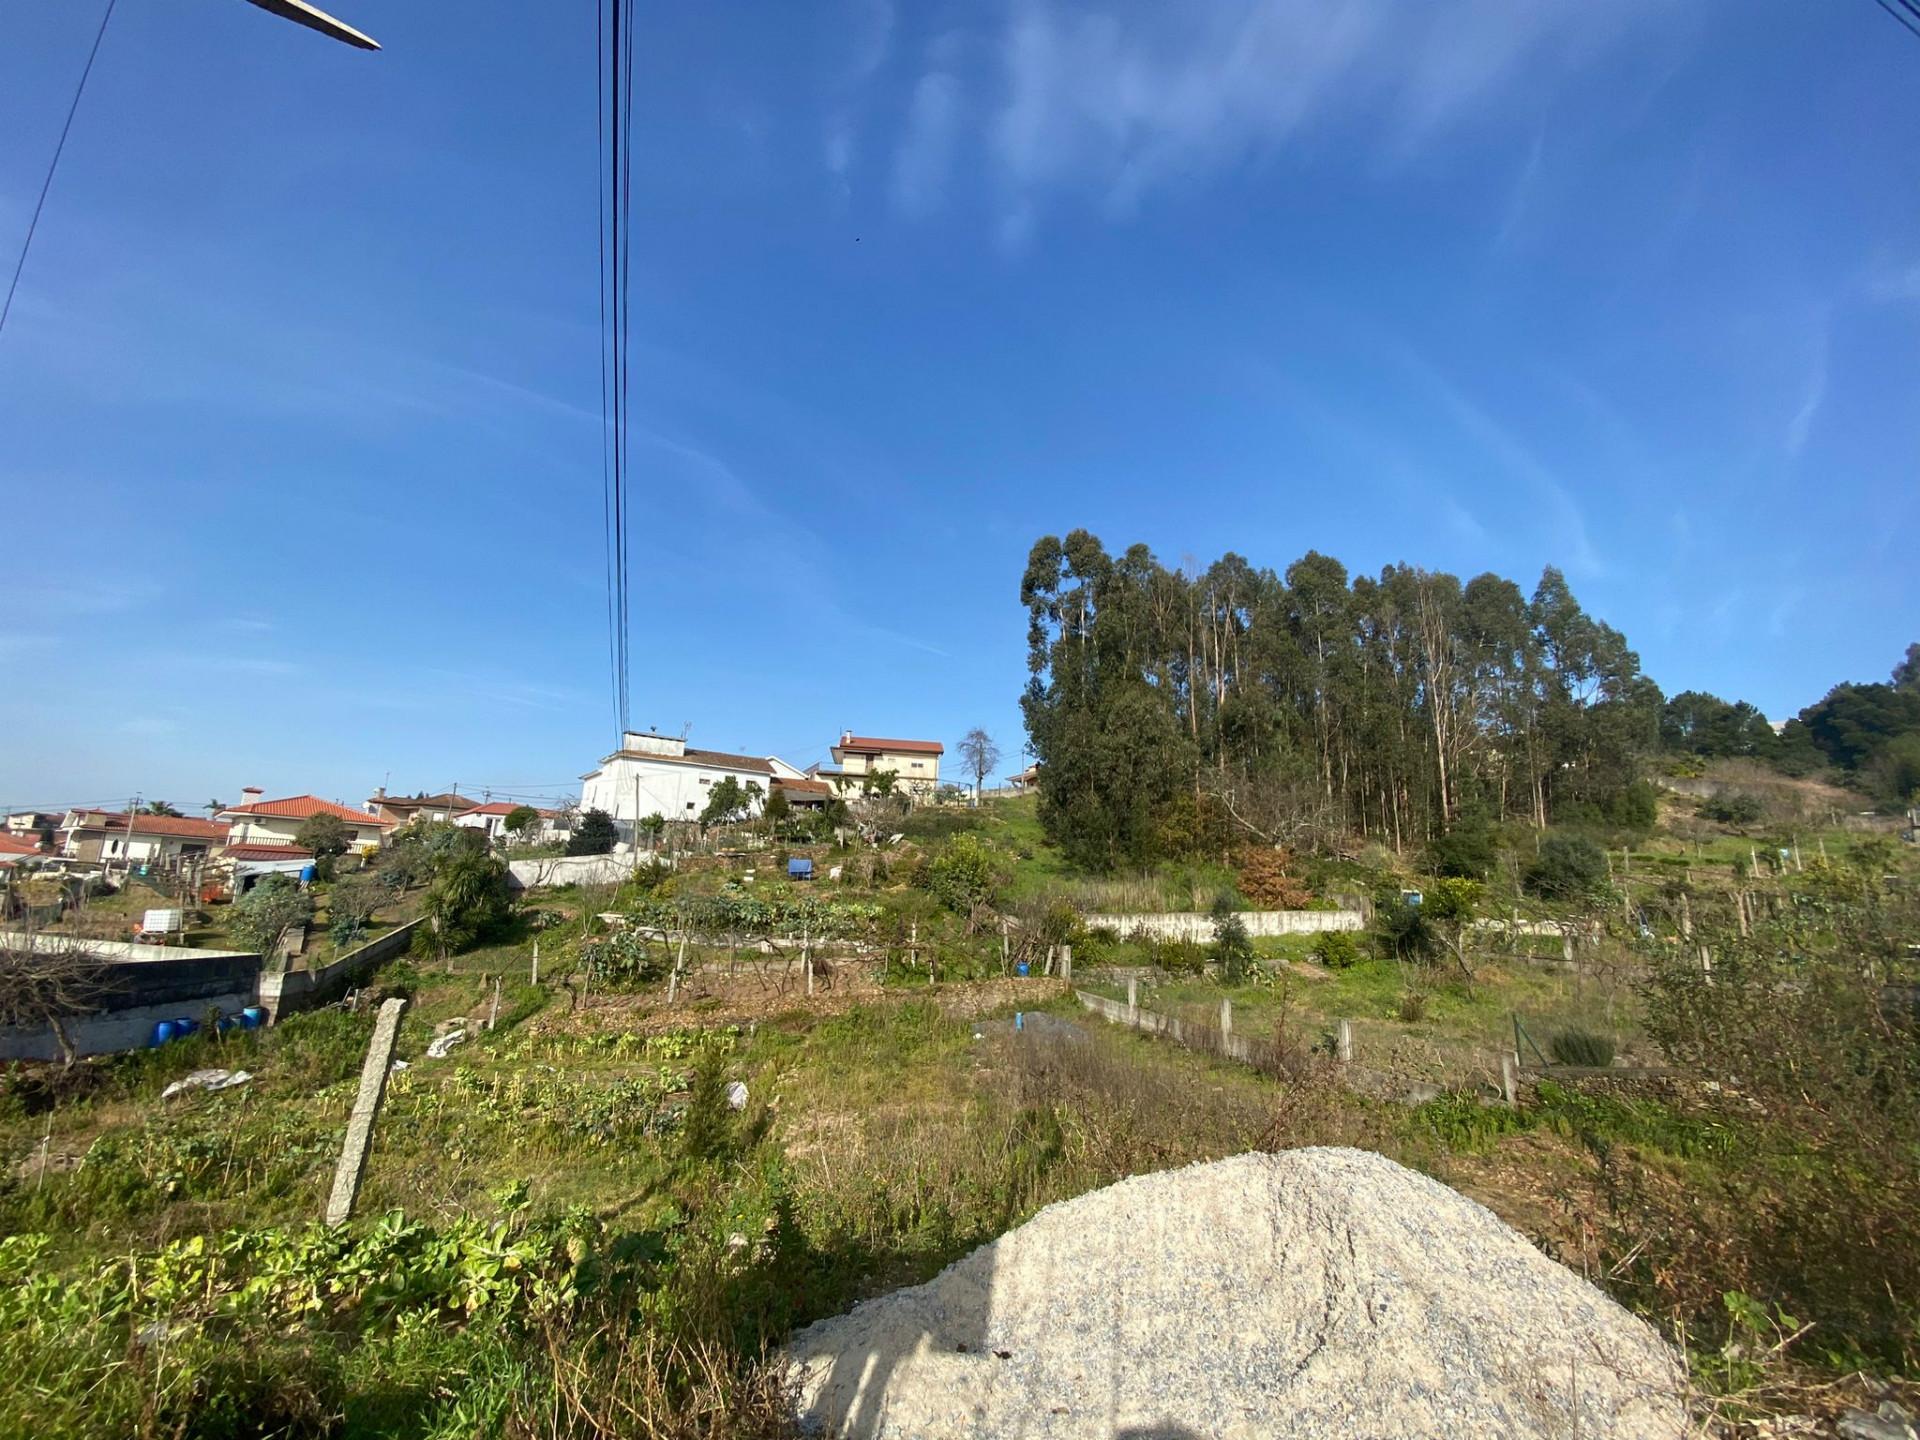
[1126,976,1138,1025]
[1500,1052,1517,1108]
[1219,998,1233,1050]
[487,976,501,1031]
[1336,1018,1353,1065]
[530,940,539,987]
[1060,944,1072,984]
[326,996,407,1226]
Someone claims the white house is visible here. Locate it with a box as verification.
[580,732,792,841]
[216,790,394,851]
[58,811,230,867]
[453,802,569,846]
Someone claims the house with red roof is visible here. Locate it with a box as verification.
[0,832,46,868]
[365,788,482,828]
[215,789,394,852]
[453,801,569,846]
[58,810,230,867]
[827,730,945,798]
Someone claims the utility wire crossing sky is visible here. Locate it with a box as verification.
[1,0,1916,808]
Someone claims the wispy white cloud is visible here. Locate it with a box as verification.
[1865,260,1920,303]
[1495,128,1546,250]
[1396,348,1603,578]
[824,0,896,194]
[1786,313,1828,457]
[891,70,962,217]
[929,0,1670,238]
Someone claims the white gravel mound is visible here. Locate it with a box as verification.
[787,1147,1689,1440]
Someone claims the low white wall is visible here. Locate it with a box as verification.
[507,854,664,890]
[1082,910,1363,942]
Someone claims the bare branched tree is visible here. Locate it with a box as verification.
[0,929,108,1066]
[957,727,1002,806]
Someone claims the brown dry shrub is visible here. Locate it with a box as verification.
[1233,847,1313,909]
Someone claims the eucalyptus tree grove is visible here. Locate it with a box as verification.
[1020,532,1660,868]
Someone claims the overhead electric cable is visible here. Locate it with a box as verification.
[1,0,119,342]
[1872,0,1920,39]
[596,0,620,742]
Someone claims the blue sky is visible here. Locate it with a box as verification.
[3,0,1916,814]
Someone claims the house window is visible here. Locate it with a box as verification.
[911,761,924,770]
[698,777,710,785]
[685,802,696,811]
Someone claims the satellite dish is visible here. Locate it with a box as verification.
[242,0,380,50]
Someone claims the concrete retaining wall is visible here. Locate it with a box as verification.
[259,920,422,1021]
[1081,909,1363,942]
[508,854,660,891]
[0,933,262,1061]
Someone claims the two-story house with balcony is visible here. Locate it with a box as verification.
[825,731,944,799]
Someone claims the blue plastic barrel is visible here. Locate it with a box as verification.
[172,1017,197,1037]
[239,1006,266,1029]
[1015,961,1030,977]
[151,1020,177,1047]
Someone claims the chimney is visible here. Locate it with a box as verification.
[241,786,263,808]
[375,784,386,800]
[841,728,852,745]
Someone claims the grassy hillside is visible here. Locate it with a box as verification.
[2,794,1915,1436]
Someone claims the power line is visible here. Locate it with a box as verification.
[1,0,119,342]
[1872,0,1920,39]
[596,0,637,742]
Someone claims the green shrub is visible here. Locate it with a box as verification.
[1428,822,1497,880]
[1523,834,1609,900]
[927,835,1001,922]
[1397,991,1428,1023]
[1548,1028,1616,1067]
[1701,791,1765,826]
[1144,936,1207,974]
[1309,930,1361,969]
[1369,888,1435,963]
[1210,896,1254,982]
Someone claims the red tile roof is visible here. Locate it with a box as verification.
[836,735,944,755]
[221,795,394,826]
[777,777,832,795]
[222,843,315,862]
[64,811,230,841]
[0,833,43,856]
